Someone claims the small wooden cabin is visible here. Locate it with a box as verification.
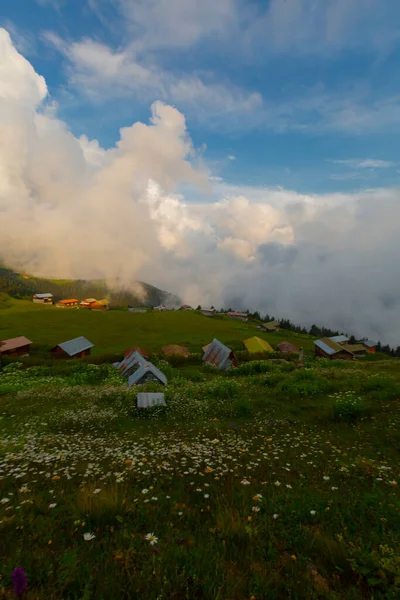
[0,336,32,357]
[50,336,94,359]
[347,344,367,358]
[33,293,53,304]
[203,338,238,370]
[361,340,377,354]
[90,299,110,311]
[79,298,97,308]
[314,338,354,361]
[260,320,280,332]
[56,298,79,308]
[227,311,248,322]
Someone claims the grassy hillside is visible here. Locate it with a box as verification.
[0,356,400,598]
[0,266,179,308]
[0,299,316,355]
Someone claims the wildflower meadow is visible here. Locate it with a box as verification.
[1,358,400,598]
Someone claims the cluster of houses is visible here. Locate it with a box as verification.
[0,335,94,359]
[33,293,110,311]
[314,335,377,360]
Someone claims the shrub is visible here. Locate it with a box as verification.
[233,361,276,376]
[332,391,366,423]
[232,397,253,418]
[361,376,400,401]
[205,379,239,399]
[264,372,285,388]
[276,369,331,397]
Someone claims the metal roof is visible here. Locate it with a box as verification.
[137,393,166,409]
[34,293,53,298]
[203,338,236,370]
[244,337,273,353]
[119,351,146,376]
[56,336,94,356]
[0,336,32,353]
[314,338,354,356]
[314,339,337,356]
[362,339,377,348]
[329,335,349,343]
[277,341,300,353]
[128,361,167,386]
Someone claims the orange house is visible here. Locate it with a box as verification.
[56,298,79,308]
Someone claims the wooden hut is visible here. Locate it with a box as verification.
[0,336,32,357]
[50,336,94,359]
[314,338,354,360]
[33,293,53,304]
[203,339,238,370]
[56,298,79,308]
[260,320,280,332]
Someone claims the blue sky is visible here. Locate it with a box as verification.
[4,0,400,193]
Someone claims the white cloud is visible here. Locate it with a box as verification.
[1,29,400,346]
[88,0,400,57]
[113,0,238,51]
[246,0,400,56]
[227,155,236,160]
[44,34,262,119]
[331,158,395,169]
[0,29,47,106]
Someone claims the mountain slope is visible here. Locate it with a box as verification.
[0,267,180,308]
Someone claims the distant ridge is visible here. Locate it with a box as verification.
[0,266,180,308]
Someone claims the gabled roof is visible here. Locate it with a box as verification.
[0,336,32,353]
[262,320,280,330]
[128,361,167,386]
[362,339,377,348]
[81,298,97,303]
[277,341,300,353]
[314,338,353,356]
[123,346,149,359]
[244,336,273,353]
[347,344,366,353]
[58,298,78,304]
[228,311,248,317]
[34,293,53,298]
[54,336,94,356]
[329,335,349,344]
[119,351,146,375]
[203,338,236,369]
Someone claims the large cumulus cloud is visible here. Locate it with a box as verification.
[1,28,399,346]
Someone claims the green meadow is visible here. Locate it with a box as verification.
[0,299,315,356]
[1,301,400,599]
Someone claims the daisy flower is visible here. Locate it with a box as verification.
[145,533,158,546]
